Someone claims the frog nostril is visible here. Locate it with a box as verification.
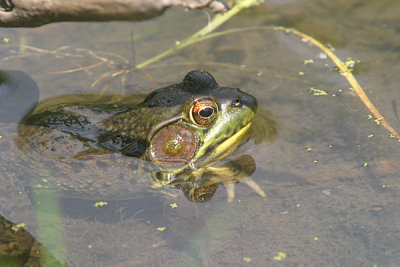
[232,97,242,107]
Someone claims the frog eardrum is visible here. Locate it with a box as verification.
[149,124,196,167]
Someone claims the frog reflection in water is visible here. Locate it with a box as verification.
[19,70,275,202]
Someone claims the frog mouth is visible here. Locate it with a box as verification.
[208,121,252,161]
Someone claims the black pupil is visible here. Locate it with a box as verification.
[199,107,213,118]
[233,98,241,107]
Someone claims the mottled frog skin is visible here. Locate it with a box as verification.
[16,70,262,201]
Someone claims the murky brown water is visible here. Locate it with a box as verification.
[1,0,400,266]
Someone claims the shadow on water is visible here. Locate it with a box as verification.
[1,0,400,265]
[0,70,39,123]
[0,70,64,266]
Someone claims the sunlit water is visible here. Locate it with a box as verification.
[1,0,400,265]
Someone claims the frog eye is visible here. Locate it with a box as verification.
[190,98,218,126]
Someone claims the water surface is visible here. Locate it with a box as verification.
[1,0,400,266]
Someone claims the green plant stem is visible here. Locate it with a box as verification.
[136,0,263,69]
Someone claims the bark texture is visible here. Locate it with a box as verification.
[0,0,228,27]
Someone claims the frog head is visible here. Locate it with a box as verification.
[141,70,257,181]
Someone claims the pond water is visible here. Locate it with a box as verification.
[1,0,400,266]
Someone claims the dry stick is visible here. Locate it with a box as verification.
[49,60,108,74]
[284,27,400,140]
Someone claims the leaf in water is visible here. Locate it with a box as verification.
[11,222,26,232]
[273,252,287,261]
[309,87,328,96]
[169,203,178,208]
[94,201,108,208]
[243,257,251,262]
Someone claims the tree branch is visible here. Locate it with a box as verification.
[0,0,228,27]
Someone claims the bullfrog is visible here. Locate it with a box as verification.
[16,70,273,202]
[0,69,276,265]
